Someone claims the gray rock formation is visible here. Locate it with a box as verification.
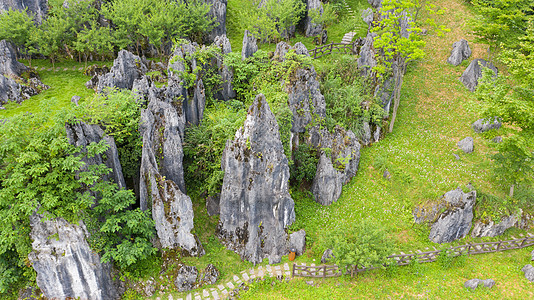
[522,265,534,282]
[218,94,295,265]
[471,211,521,238]
[492,136,503,143]
[362,121,372,146]
[0,40,28,76]
[289,229,306,256]
[0,0,48,24]
[368,0,382,8]
[206,0,227,43]
[174,265,198,292]
[304,0,323,36]
[447,39,471,66]
[472,117,501,133]
[213,35,235,101]
[71,95,81,106]
[311,153,344,206]
[168,42,206,126]
[94,50,147,93]
[28,213,119,300]
[309,126,361,205]
[428,188,476,243]
[241,30,258,60]
[139,97,204,256]
[206,194,220,216]
[0,74,23,105]
[65,120,126,190]
[198,264,219,286]
[321,248,334,263]
[357,33,378,76]
[362,8,373,27]
[457,137,474,154]
[464,279,495,290]
[460,59,498,92]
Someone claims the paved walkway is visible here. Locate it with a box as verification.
[157,262,293,300]
[31,65,108,72]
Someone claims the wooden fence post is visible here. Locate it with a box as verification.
[521,236,528,248]
[323,265,327,278]
[496,241,502,252]
[467,244,471,256]
[292,263,295,278]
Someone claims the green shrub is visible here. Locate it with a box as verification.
[291,143,319,184]
[325,219,394,274]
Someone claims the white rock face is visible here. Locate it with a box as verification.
[28,213,119,300]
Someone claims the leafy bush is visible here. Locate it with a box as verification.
[183,101,246,197]
[325,220,394,274]
[290,143,319,184]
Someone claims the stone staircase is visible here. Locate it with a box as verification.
[341,32,357,44]
[157,263,292,300]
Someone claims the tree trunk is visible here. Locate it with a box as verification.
[509,184,515,198]
[388,56,407,133]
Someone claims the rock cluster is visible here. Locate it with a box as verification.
[464,279,495,290]
[308,126,361,205]
[0,40,48,107]
[304,0,324,37]
[218,94,295,264]
[471,213,520,238]
[206,0,227,43]
[522,265,534,282]
[89,50,147,93]
[428,188,476,243]
[28,213,119,300]
[289,229,306,256]
[447,39,471,66]
[457,137,474,154]
[460,59,498,92]
[0,0,48,24]
[472,117,501,133]
[213,35,236,101]
[241,30,258,60]
[139,96,204,256]
[65,120,126,190]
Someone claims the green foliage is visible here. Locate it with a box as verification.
[77,89,143,182]
[470,0,533,55]
[0,8,36,57]
[325,220,394,273]
[436,250,466,270]
[169,41,222,104]
[290,143,319,183]
[310,3,338,29]
[183,101,246,197]
[230,0,305,42]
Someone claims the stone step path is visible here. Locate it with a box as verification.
[157,262,292,300]
[341,32,357,44]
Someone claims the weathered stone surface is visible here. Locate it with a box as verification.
[213,35,235,101]
[289,229,306,256]
[368,0,382,8]
[472,117,501,133]
[373,126,381,142]
[71,95,81,106]
[492,136,502,143]
[321,248,334,263]
[457,137,474,154]
[460,59,498,92]
[304,0,323,37]
[362,121,372,146]
[0,0,48,24]
[66,120,126,190]
[428,188,476,243]
[311,153,344,206]
[308,126,361,205]
[471,213,519,238]
[522,265,534,282]
[283,47,326,134]
[447,39,471,66]
[174,266,198,292]
[139,98,203,256]
[357,33,377,76]
[206,0,227,43]
[168,42,206,126]
[218,94,295,265]
[241,30,258,60]
[206,193,220,216]
[0,74,23,105]
[0,40,28,76]
[28,213,119,300]
[95,50,147,93]
[198,264,219,286]
[464,279,495,290]
[362,8,373,27]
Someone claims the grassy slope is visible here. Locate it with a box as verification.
[242,0,534,298]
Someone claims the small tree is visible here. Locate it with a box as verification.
[326,220,394,275]
[0,8,36,62]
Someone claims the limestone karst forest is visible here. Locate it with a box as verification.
[0,0,533,299]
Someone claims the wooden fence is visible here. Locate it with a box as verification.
[308,42,359,59]
[292,233,534,278]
